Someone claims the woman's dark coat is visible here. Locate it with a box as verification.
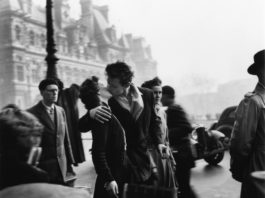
[80,110,127,198]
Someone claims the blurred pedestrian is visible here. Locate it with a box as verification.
[230,49,265,198]
[141,77,176,188]
[0,105,48,189]
[28,79,75,185]
[79,76,128,198]
[161,85,197,198]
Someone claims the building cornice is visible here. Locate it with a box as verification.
[9,10,46,27]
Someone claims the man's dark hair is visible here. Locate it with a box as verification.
[105,61,134,86]
[141,77,162,89]
[162,85,175,99]
[38,78,59,91]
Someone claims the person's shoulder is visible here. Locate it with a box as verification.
[168,104,184,111]
[27,101,41,112]
[244,92,260,102]
[55,104,64,111]
[242,92,264,107]
[244,92,256,98]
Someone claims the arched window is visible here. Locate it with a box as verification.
[29,30,35,45]
[15,25,21,41]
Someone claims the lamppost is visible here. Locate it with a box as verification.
[45,0,59,79]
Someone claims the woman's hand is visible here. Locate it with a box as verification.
[158,144,170,159]
[105,180,119,197]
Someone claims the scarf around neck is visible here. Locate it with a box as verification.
[114,84,144,120]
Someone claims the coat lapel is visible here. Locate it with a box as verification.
[36,102,55,131]
[54,105,60,133]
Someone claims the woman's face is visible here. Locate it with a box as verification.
[152,86,162,104]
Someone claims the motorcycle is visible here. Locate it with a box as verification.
[190,125,230,165]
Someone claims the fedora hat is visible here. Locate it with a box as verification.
[247,49,265,75]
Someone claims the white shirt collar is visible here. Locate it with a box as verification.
[42,100,55,111]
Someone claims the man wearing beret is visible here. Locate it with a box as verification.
[230,49,265,198]
[28,79,75,185]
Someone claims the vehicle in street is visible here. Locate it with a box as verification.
[209,106,237,139]
[190,125,230,165]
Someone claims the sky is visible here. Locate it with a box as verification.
[39,0,265,95]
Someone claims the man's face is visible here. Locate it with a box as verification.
[107,77,126,97]
[152,86,162,104]
[41,84,58,105]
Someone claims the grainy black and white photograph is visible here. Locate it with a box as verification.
[0,0,264,198]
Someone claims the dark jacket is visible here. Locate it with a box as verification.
[92,113,127,198]
[28,102,75,184]
[166,104,194,168]
[230,83,265,198]
[166,104,193,146]
[108,87,162,182]
[79,101,127,198]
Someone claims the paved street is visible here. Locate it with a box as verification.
[191,151,241,198]
[74,137,241,198]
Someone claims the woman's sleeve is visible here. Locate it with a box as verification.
[91,121,114,183]
[78,112,93,132]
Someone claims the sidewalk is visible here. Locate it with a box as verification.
[73,136,96,197]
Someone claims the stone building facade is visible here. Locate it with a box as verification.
[0,0,157,109]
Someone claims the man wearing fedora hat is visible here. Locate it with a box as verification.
[230,49,265,198]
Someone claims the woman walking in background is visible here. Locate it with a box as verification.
[141,77,176,188]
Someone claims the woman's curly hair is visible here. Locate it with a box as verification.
[79,76,100,110]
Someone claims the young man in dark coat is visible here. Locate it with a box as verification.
[28,79,75,185]
[161,85,197,198]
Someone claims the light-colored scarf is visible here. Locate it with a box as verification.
[130,84,144,120]
[114,84,144,120]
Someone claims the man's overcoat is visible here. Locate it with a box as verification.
[28,102,74,183]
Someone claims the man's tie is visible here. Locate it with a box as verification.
[49,108,54,122]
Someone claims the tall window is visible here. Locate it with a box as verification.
[15,25,21,41]
[17,65,24,81]
[32,69,38,83]
[29,30,35,45]
[40,34,45,48]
